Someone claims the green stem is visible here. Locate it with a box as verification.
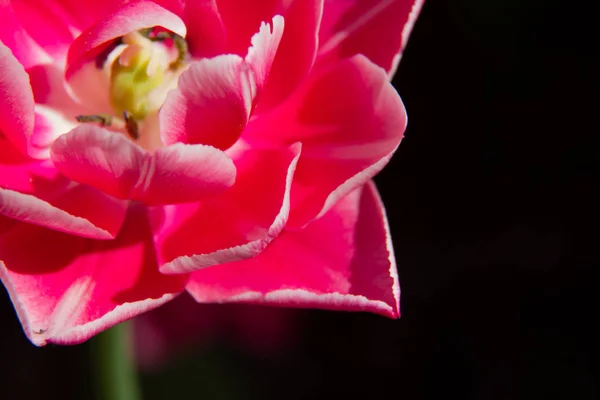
[91,321,142,400]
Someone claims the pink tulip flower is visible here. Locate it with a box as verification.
[0,0,424,346]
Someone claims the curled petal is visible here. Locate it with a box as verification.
[65,0,186,79]
[0,205,187,346]
[160,16,283,150]
[186,181,400,318]
[317,0,425,77]
[155,142,301,274]
[0,137,126,239]
[159,55,253,150]
[50,125,236,205]
[245,55,407,227]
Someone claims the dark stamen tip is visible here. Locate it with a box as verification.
[123,111,140,140]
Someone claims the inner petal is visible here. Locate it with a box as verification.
[71,27,189,150]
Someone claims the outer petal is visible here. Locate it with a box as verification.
[186,181,400,318]
[160,16,284,149]
[65,0,187,80]
[154,142,301,274]
[317,0,425,77]
[0,205,188,346]
[0,137,128,239]
[50,125,236,205]
[245,54,406,228]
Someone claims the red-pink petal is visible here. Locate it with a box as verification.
[9,0,77,64]
[0,206,187,346]
[186,181,399,318]
[155,142,301,274]
[16,0,130,35]
[256,0,323,110]
[160,16,283,150]
[0,2,52,68]
[180,0,226,58]
[216,0,283,56]
[159,55,253,150]
[317,0,425,77]
[50,125,236,205]
[0,42,35,157]
[0,137,128,239]
[245,15,285,92]
[245,54,406,227]
[65,0,186,80]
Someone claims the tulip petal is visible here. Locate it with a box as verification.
[159,55,253,150]
[216,0,283,56]
[0,2,52,68]
[180,0,226,58]
[245,54,406,227]
[155,142,301,274]
[9,0,77,64]
[0,137,128,239]
[0,42,35,156]
[186,181,400,318]
[256,0,323,110]
[0,205,187,346]
[65,0,187,79]
[13,0,131,35]
[160,16,283,150]
[317,0,424,77]
[245,15,285,92]
[50,125,236,205]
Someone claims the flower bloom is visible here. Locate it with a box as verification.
[0,0,423,345]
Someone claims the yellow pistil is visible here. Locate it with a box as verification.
[109,32,166,121]
[76,28,187,144]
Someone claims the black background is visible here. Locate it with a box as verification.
[2,0,599,398]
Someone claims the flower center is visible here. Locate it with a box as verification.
[76,28,188,143]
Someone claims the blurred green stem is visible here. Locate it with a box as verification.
[91,321,142,400]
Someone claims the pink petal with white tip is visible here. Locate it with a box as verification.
[245,54,406,228]
[0,137,128,239]
[0,205,187,346]
[50,125,236,205]
[160,16,283,150]
[186,181,400,318]
[317,0,425,77]
[155,142,301,274]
